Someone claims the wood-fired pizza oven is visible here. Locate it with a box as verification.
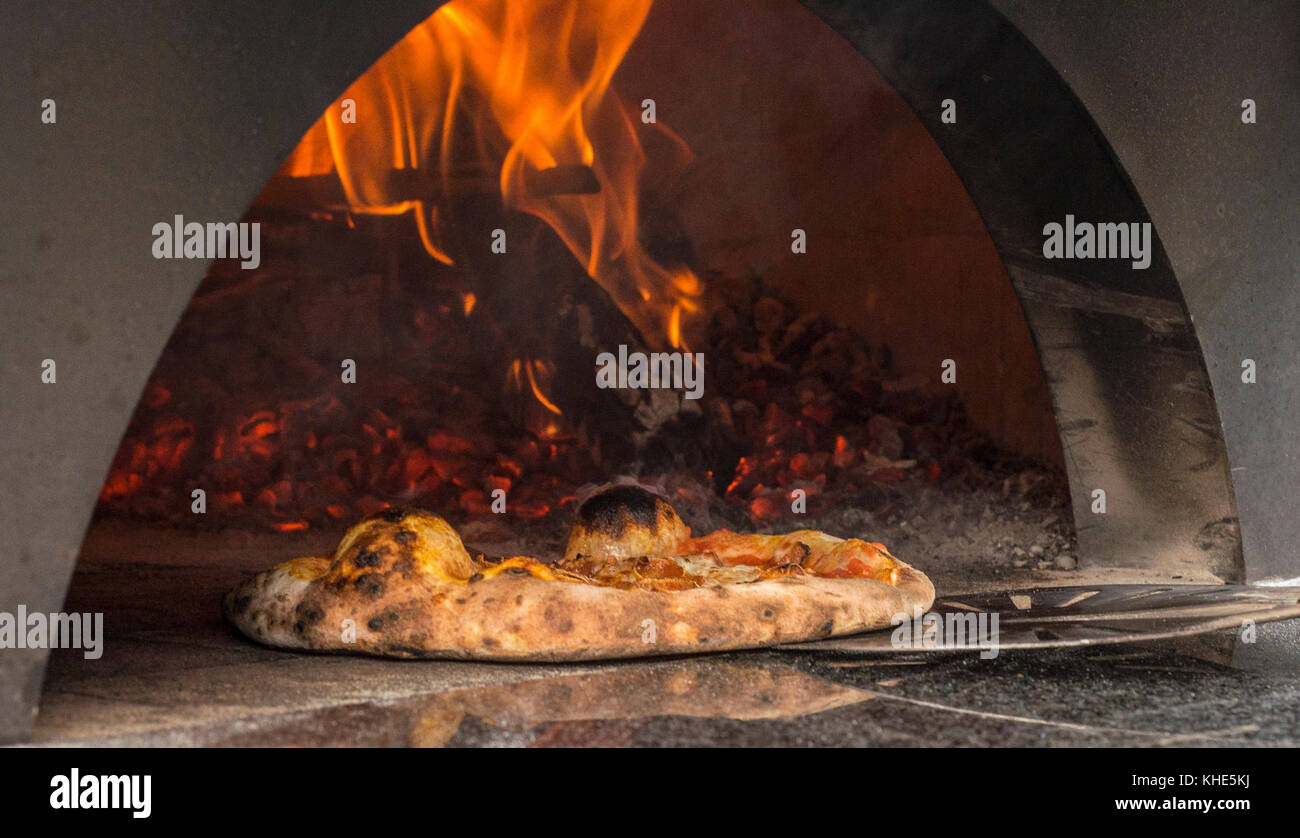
[2,0,1296,746]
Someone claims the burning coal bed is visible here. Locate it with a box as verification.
[95,211,1076,581]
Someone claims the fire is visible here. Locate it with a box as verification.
[506,356,565,437]
[278,0,703,356]
[108,1,972,534]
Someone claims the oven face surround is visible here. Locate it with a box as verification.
[1,0,1293,744]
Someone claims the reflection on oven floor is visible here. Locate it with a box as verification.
[30,622,1300,747]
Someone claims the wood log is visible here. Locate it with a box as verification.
[255,164,599,211]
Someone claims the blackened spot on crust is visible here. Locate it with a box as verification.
[354,549,381,568]
[354,574,385,597]
[507,567,529,575]
[378,507,409,523]
[543,605,574,634]
[818,619,835,637]
[368,617,384,630]
[295,603,325,624]
[482,637,499,648]
[468,572,484,583]
[394,529,416,544]
[576,485,663,538]
[796,542,811,562]
[515,595,523,606]
[294,620,306,634]
[392,558,413,575]
[762,609,774,619]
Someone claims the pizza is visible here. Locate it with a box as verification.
[223,485,934,660]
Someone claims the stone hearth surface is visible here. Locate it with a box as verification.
[25,523,1296,747]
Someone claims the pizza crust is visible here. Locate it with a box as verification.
[223,493,935,661]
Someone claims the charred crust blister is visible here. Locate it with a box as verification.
[393,529,417,544]
[576,485,663,537]
[376,507,409,523]
[354,574,385,597]
[367,617,384,630]
[354,549,382,568]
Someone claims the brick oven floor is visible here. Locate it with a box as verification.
[26,522,1300,747]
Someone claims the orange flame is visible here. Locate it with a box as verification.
[279,0,702,351]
